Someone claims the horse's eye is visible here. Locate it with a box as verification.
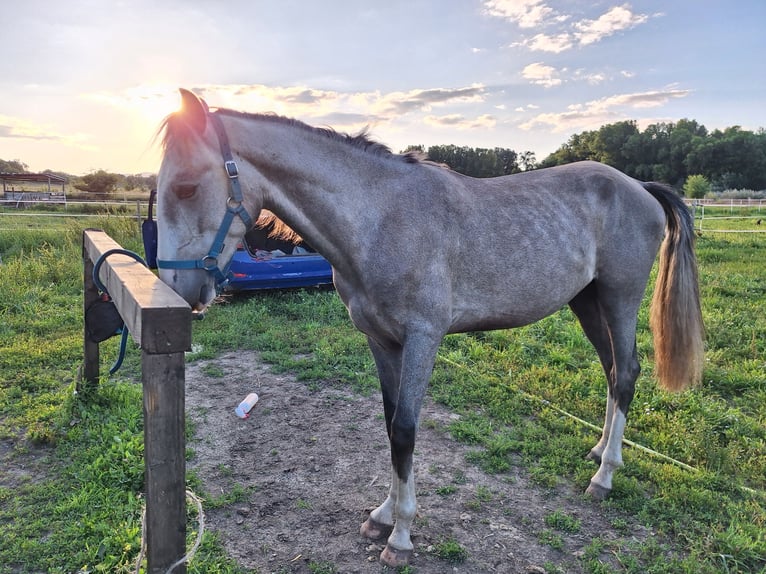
[173,183,198,199]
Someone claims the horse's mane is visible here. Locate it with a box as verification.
[214,108,428,164]
[158,106,437,167]
[255,210,302,243]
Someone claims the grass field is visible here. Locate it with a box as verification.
[0,207,764,573]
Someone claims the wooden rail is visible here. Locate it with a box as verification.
[81,229,192,573]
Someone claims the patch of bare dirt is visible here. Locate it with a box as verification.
[0,432,52,492]
[186,351,651,574]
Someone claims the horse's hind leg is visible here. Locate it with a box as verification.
[569,282,641,500]
[569,284,615,465]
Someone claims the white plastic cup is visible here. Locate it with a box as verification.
[235,393,259,418]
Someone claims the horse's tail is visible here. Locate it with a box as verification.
[642,182,704,392]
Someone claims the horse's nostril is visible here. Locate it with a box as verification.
[199,283,216,307]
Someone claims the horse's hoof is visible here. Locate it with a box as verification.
[585,480,610,501]
[380,544,413,567]
[586,450,602,465]
[360,517,393,541]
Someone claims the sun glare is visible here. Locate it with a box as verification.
[84,85,181,127]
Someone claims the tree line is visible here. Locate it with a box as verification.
[538,120,766,191]
[405,120,766,193]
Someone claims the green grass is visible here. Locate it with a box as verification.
[0,211,764,573]
[432,537,468,563]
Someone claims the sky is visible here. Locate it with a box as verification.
[1,0,765,176]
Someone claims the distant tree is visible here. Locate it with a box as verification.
[74,170,120,194]
[686,127,766,190]
[518,150,537,171]
[595,120,639,172]
[0,158,28,173]
[425,145,521,177]
[122,173,157,191]
[683,174,711,198]
[668,119,707,185]
[538,130,600,168]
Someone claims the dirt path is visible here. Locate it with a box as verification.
[186,351,650,573]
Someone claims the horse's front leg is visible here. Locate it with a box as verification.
[360,338,400,541]
[360,333,440,567]
[360,467,397,540]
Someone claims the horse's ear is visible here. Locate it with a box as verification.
[178,88,207,134]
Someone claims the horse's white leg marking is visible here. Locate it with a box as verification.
[385,473,416,553]
[587,408,626,499]
[362,468,397,539]
[588,392,615,462]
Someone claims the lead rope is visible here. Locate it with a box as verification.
[134,489,205,573]
[92,249,148,374]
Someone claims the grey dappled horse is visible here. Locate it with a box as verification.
[156,89,704,567]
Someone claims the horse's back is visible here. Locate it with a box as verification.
[432,162,667,332]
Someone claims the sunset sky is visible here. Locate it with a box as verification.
[1,0,764,175]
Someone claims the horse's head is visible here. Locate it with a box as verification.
[156,89,257,311]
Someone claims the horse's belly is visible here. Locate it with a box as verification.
[449,295,576,333]
[448,264,593,333]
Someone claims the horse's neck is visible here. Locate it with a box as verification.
[235,118,401,270]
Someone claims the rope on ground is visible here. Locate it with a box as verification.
[134,489,205,574]
[435,353,764,495]
[437,353,700,470]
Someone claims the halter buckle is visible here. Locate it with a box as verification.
[201,255,219,271]
[224,160,239,179]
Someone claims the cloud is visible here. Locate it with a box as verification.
[482,0,558,28]
[520,88,690,132]
[502,3,652,54]
[278,89,324,105]
[523,32,574,53]
[522,63,562,87]
[574,4,649,45]
[423,114,497,130]
[381,86,486,115]
[573,69,607,85]
[0,114,90,146]
[603,89,690,109]
[314,111,383,127]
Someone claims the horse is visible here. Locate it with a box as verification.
[156,88,704,567]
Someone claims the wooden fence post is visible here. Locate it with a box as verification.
[81,229,192,573]
[143,351,187,572]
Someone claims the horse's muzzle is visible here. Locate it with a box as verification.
[160,269,216,312]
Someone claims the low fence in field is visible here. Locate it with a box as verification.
[82,229,191,573]
[686,199,766,234]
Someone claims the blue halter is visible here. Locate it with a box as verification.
[157,112,254,287]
